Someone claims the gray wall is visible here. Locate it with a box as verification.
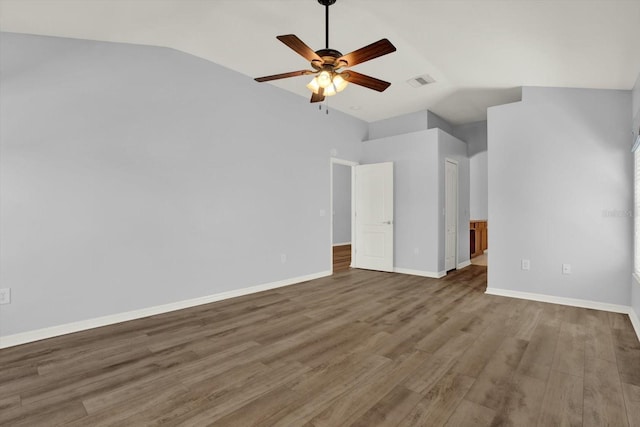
[0,33,367,337]
[367,110,456,141]
[453,121,487,157]
[332,163,351,245]
[362,131,440,273]
[427,111,454,135]
[488,86,632,305]
[633,73,640,318]
[634,73,640,138]
[452,121,488,220]
[368,111,430,140]
[362,129,470,275]
[470,151,488,220]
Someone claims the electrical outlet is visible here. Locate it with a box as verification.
[0,288,10,305]
[414,247,420,255]
[562,264,571,274]
[521,259,530,271]
[280,254,287,264]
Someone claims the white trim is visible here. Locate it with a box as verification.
[332,242,351,247]
[350,164,356,268]
[485,287,640,343]
[394,267,446,279]
[485,287,631,314]
[632,276,640,342]
[444,158,459,271]
[0,270,331,349]
[330,157,359,167]
[632,134,640,153]
[630,308,640,343]
[635,149,640,277]
[457,260,472,269]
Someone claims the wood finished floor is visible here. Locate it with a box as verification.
[1,266,639,426]
[471,253,488,267]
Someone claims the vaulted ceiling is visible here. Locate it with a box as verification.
[1,0,639,124]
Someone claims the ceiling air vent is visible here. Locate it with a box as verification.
[407,74,435,88]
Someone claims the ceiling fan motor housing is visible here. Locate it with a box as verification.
[312,48,345,70]
[318,0,337,6]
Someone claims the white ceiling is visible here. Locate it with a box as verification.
[1,0,639,125]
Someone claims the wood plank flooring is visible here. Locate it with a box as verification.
[1,266,639,426]
[332,244,351,272]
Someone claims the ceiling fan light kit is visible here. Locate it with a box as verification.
[254,0,396,103]
[306,71,347,96]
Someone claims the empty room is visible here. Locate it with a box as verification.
[1,0,640,425]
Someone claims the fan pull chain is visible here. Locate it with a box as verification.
[317,103,329,115]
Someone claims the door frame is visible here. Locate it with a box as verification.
[330,157,358,271]
[444,158,459,272]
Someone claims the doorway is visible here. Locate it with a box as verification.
[330,159,395,273]
[330,159,357,273]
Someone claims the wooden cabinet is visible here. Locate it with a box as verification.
[470,220,488,258]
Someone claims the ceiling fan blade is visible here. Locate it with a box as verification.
[342,71,391,92]
[254,70,314,82]
[310,87,325,103]
[337,39,396,67]
[277,34,322,63]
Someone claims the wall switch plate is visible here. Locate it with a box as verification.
[562,264,571,274]
[280,254,287,264]
[0,288,10,305]
[414,247,420,255]
[521,259,530,270]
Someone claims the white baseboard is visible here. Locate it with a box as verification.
[394,267,446,279]
[457,260,472,269]
[485,287,631,314]
[486,287,640,343]
[0,270,331,349]
[332,242,351,247]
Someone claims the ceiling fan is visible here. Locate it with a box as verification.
[254,0,396,103]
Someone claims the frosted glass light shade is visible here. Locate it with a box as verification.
[317,71,332,88]
[306,73,349,96]
[306,78,320,93]
[332,74,348,92]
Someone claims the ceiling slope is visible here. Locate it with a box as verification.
[1,0,639,124]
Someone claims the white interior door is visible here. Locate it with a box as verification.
[354,162,394,272]
[445,159,458,271]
